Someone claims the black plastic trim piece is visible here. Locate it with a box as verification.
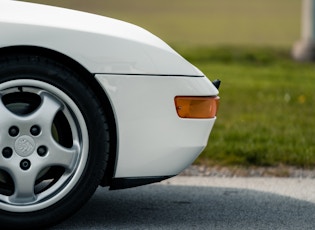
[212,79,221,89]
[95,73,204,78]
[109,176,174,190]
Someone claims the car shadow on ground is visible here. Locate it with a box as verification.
[51,184,315,229]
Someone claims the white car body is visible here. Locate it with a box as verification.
[0,1,219,227]
[0,0,218,182]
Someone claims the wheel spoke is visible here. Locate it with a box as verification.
[28,92,63,127]
[46,143,78,170]
[10,169,38,204]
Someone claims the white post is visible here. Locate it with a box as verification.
[292,0,315,61]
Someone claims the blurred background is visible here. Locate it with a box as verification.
[24,0,300,47]
[24,0,315,173]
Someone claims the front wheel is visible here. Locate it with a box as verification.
[0,55,110,229]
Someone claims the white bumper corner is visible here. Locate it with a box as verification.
[95,74,218,178]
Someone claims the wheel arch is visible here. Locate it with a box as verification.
[0,45,117,186]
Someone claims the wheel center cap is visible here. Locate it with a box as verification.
[15,135,36,157]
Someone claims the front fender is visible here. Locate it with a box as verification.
[0,1,202,76]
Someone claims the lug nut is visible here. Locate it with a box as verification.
[9,126,19,137]
[37,146,48,157]
[20,159,31,170]
[30,125,41,136]
[2,147,13,158]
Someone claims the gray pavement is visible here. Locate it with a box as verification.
[51,176,315,230]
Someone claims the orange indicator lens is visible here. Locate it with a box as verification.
[175,96,219,118]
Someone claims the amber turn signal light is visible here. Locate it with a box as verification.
[175,96,219,118]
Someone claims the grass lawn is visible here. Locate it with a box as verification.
[23,0,315,168]
[178,46,315,168]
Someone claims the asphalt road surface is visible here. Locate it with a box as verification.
[50,176,315,230]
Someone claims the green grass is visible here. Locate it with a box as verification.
[177,46,315,168]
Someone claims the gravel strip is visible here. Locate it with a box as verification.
[180,164,315,178]
[161,176,315,203]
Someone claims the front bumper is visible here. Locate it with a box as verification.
[95,74,218,178]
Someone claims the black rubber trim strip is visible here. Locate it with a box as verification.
[109,176,174,190]
[94,73,204,77]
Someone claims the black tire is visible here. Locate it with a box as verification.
[0,55,110,229]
